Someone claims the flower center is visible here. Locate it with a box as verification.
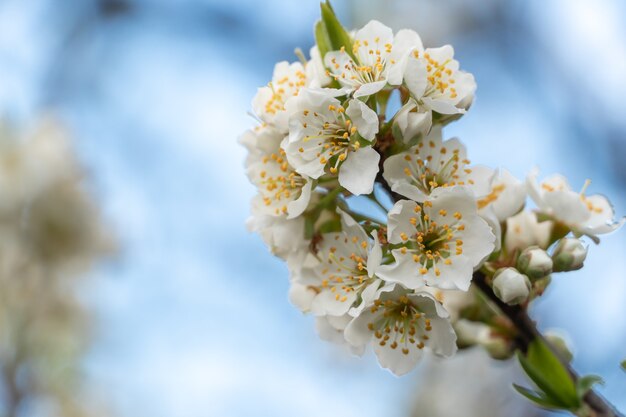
[402,141,474,193]
[259,149,305,215]
[397,203,465,276]
[367,296,432,355]
[318,238,373,303]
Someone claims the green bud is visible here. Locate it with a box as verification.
[492,267,531,305]
[552,238,587,272]
[517,246,553,279]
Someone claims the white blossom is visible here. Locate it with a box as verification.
[527,169,625,239]
[295,209,382,317]
[324,20,416,98]
[382,128,493,202]
[284,88,380,195]
[252,49,330,132]
[345,286,456,375]
[504,211,552,252]
[403,44,476,115]
[477,169,526,222]
[378,187,495,291]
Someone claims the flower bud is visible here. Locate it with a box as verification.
[517,246,553,279]
[552,238,587,272]
[492,267,531,305]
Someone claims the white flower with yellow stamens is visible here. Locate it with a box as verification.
[284,88,380,195]
[403,45,476,115]
[527,169,625,240]
[382,128,493,203]
[323,20,415,98]
[344,285,457,376]
[296,209,382,317]
[476,169,526,223]
[242,126,312,219]
[378,187,495,291]
[252,49,330,132]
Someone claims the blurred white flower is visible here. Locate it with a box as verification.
[527,169,625,239]
[252,49,330,133]
[477,169,526,222]
[294,209,382,317]
[504,210,552,252]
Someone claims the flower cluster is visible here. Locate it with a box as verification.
[241,14,624,375]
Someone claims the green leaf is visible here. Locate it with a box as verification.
[319,1,354,58]
[621,360,626,371]
[512,384,568,410]
[314,20,331,59]
[517,340,580,409]
[577,375,604,397]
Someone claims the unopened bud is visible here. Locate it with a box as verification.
[492,267,531,305]
[517,246,553,279]
[552,238,587,272]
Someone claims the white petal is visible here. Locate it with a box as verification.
[354,80,388,98]
[346,99,379,140]
[403,56,428,98]
[344,310,376,347]
[287,179,312,219]
[338,147,380,195]
[376,254,425,290]
[386,200,419,244]
[288,282,316,312]
[311,290,357,316]
[422,96,464,115]
[373,335,424,376]
[367,230,383,277]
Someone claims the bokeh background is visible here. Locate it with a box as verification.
[0,0,625,416]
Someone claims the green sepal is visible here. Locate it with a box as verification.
[512,384,568,410]
[516,340,580,409]
[577,375,604,398]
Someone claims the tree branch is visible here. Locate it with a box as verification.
[472,270,623,417]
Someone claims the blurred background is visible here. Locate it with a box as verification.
[0,0,624,416]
